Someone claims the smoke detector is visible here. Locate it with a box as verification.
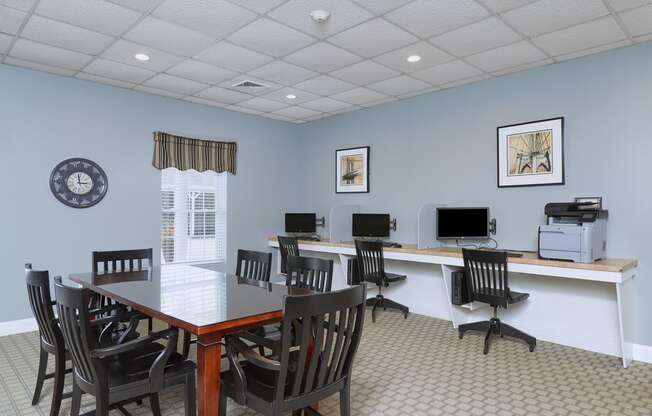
[310,9,330,23]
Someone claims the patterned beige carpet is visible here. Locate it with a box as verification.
[2,311,651,416]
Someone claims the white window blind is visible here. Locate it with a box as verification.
[161,168,226,264]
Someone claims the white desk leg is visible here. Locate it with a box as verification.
[275,248,282,275]
[441,265,464,329]
[337,253,350,281]
[616,281,634,368]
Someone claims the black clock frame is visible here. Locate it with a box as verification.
[49,158,108,209]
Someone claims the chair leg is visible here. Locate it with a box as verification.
[381,298,409,319]
[32,347,48,405]
[458,320,491,339]
[483,325,493,355]
[148,317,153,334]
[49,350,66,416]
[182,330,191,359]
[70,380,81,416]
[500,322,537,352]
[150,393,161,416]
[218,389,227,416]
[371,298,379,323]
[96,393,110,416]
[339,383,351,416]
[185,373,196,416]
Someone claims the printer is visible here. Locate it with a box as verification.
[538,200,608,263]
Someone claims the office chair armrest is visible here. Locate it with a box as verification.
[237,330,280,352]
[149,327,179,392]
[90,328,175,359]
[226,335,281,372]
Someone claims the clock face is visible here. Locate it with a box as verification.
[50,158,108,208]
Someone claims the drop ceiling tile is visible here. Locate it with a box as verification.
[21,15,115,55]
[554,39,632,61]
[386,0,489,38]
[331,87,389,106]
[228,18,315,57]
[440,73,491,89]
[373,41,454,73]
[430,17,522,57]
[294,75,356,95]
[272,106,321,119]
[606,0,651,11]
[184,95,229,107]
[101,40,184,71]
[166,59,237,85]
[532,17,627,56]
[227,0,285,14]
[284,42,362,72]
[249,60,317,85]
[4,56,77,76]
[134,84,186,98]
[194,41,273,72]
[9,39,93,70]
[360,96,397,107]
[226,104,263,115]
[268,0,373,38]
[142,73,208,95]
[412,59,484,85]
[367,75,431,96]
[330,105,361,114]
[329,60,399,85]
[195,86,252,103]
[0,4,26,35]
[491,57,552,75]
[466,40,547,72]
[152,0,257,39]
[124,17,214,57]
[35,0,142,36]
[238,96,288,112]
[0,32,11,53]
[634,32,652,42]
[351,0,413,14]
[75,72,136,89]
[501,0,610,37]
[107,0,165,12]
[263,112,295,121]
[397,86,440,99]
[329,18,417,58]
[260,87,320,105]
[84,58,155,83]
[301,97,351,112]
[620,5,652,36]
[0,0,36,12]
[478,0,537,13]
[218,75,282,95]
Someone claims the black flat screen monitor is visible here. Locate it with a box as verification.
[285,213,316,233]
[436,208,489,240]
[352,213,390,238]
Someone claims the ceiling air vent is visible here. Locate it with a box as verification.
[233,80,267,89]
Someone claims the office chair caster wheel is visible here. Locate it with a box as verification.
[458,332,464,339]
[529,345,535,352]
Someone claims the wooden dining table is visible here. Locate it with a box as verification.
[68,263,311,416]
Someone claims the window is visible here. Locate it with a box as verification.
[161,168,226,264]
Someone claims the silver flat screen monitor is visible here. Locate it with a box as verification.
[352,213,390,238]
[285,213,316,233]
[436,207,489,240]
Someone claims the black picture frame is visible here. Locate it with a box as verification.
[335,146,370,194]
[496,117,565,188]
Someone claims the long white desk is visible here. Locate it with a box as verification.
[268,238,638,367]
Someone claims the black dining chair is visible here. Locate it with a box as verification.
[235,249,273,281]
[354,239,409,323]
[458,249,536,354]
[54,279,197,416]
[277,236,299,274]
[219,284,367,416]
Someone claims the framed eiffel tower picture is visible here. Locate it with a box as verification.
[497,117,564,188]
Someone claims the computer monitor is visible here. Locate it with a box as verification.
[352,213,390,238]
[285,213,317,233]
[436,207,489,240]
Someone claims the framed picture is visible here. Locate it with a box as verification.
[336,146,369,193]
[497,117,564,188]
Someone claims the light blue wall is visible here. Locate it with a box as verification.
[296,42,652,346]
[0,64,300,322]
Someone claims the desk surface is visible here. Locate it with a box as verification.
[269,238,637,274]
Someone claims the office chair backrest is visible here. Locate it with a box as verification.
[54,280,98,387]
[462,249,510,308]
[276,285,366,405]
[354,239,385,286]
[25,264,62,349]
[235,249,272,282]
[277,236,299,274]
[286,255,333,292]
[92,248,153,274]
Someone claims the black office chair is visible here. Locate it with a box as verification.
[219,285,366,416]
[54,279,196,416]
[277,236,299,274]
[458,249,536,354]
[355,239,408,323]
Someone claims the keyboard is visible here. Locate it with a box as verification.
[506,252,523,258]
[382,242,402,248]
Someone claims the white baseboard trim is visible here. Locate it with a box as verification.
[632,343,652,364]
[0,318,38,337]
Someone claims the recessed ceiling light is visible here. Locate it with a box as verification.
[286,94,297,100]
[134,53,150,61]
[407,55,421,63]
[309,9,330,23]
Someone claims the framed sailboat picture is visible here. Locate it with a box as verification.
[336,146,369,193]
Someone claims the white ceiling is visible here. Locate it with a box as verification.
[1,0,650,123]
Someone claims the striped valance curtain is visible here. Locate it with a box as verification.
[152,131,237,174]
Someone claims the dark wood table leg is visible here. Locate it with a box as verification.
[197,333,222,416]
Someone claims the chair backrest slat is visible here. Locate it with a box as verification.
[277,236,300,274]
[462,249,510,307]
[235,249,272,282]
[354,240,385,286]
[286,256,333,293]
[92,248,153,274]
[25,264,62,349]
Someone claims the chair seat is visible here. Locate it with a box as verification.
[385,272,406,283]
[508,290,529,304]
[475,288,529,304]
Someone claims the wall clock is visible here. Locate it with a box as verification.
[49,158,108,208]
